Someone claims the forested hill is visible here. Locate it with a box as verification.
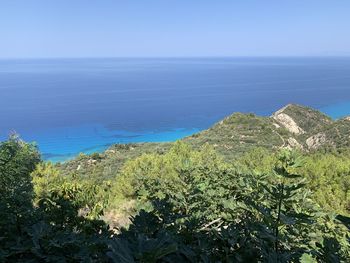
[59,104,350,176]
[185,103,350,157]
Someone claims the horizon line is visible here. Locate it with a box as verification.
[1,55,350,60]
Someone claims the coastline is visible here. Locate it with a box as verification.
[34,102,350,163]
[320,101,350,119]
[35,126,200,163]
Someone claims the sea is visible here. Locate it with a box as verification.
[1,57,350,162]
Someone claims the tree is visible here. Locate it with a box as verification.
[0,135,40,236]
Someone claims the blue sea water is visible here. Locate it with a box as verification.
[1,57,350,162]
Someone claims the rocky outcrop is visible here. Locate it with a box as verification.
[306,133,327,150]
[286,137,303,150]
[272,106,305,134]
[272,104,333,136]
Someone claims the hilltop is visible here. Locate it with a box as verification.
[58,104,350,178]
[185,103,350,157]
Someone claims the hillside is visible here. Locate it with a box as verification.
[58,104,350,177]
[185,103,350,157]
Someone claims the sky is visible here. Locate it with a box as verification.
[0,0,350,58]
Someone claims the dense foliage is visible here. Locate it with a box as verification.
[1,136,350,262]
[235,148,350,216]
[0,136,111,262]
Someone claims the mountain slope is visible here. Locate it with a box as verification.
[184,112,288,159]
[272,104,332,135]
[184,103,348,159]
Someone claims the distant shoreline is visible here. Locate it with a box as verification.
[43,102,350,163]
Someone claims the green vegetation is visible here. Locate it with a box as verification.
[184,112,287,159]
[279,104,332,134]
[235,148,350,216]
[1,104,350,262]
[0,136,110,262]
[58,143,170,181]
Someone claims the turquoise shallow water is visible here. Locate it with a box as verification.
[320,101,350,119]
[26,125,200,162]
[1,57,350,162]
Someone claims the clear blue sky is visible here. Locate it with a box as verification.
[1,0,349,58]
